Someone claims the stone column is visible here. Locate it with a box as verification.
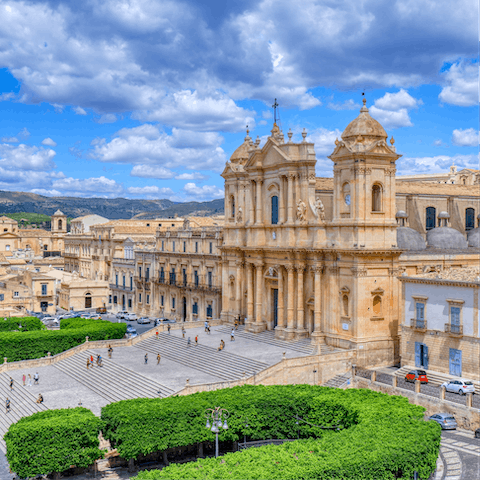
[236,261,243,316]
[279,175,286,224]
[255,179,262,225]
[249,181,255,225]
[221,260,229,322]
[284,265,295,339]
[295,264,307,338]
[251,261,266,332]
[311,265,325,344]
[287,174,294,224]
[246,263,254,326]
[275,266,285,338]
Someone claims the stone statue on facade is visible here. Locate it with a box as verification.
[314,197,325,220]
[236,206,243,223]
[296,199,307,223]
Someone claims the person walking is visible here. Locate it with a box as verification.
[204,320,209,333]
[217,339,225,352]
[108,346,113,359]
[231,329,235,341]
[167,324,171,335]
[144,353,148,364]
[207,323,211,335]
[195,335,198,346]
[27,374,32,387]
[9,377,13,391]
[22,374,26,386]
[5,397,10,414]
[182,326,186,338]
[34,372,39,385]
[157,353,161,364]
[187,337,191,347]
[90,354,93,364]
[86,358,90,369]
[156,330,159,340]
[234,319,238,330]
[98,355,103,367]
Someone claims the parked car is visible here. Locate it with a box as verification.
[116,311,128,319]
[429,413,457,430]
[42,317,59,326]
[125,313,138,321]
[96,307,107,314]
[153,318,176,326]
[405,369,428,384]
[441,379,475,395]
[126,325,136,333]
[137,317,151,324]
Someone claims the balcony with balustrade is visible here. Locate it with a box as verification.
[444,323,463,336]
[410,318,427,332]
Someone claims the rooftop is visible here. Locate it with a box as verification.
[408,266,480,283]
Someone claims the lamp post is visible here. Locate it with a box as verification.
[205,406,229,458]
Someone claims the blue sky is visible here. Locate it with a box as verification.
[0,0,478,201]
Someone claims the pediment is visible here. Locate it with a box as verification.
[0,232,19,239]
[365,141,396,155]
[245,138,290,169]
[221,162,245,178]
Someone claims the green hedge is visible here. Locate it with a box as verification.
[5,407,105,478]
[0,316,45,332]
[112,386,441,480]
[0,319,126,362]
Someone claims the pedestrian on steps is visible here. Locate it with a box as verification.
[108,346,113,359]
[27,374,32,387]
[167,324,171,335]
[34,372,39,385]
[157,353,161,364]
[90,354,93,364]
[182,326,186,338]
[204,320,208,333]
[231,329,235,341]
[195,335,198,346]
[5,397,10,414]
[144,353,148,364]
[187,337,191,347]
[36,394,43,404]
[217,339,225,352]
[234,319,238,330]
[86,358,90,369]
[156,330,159,340]
[22,374,26,386]
[9,377,14,390]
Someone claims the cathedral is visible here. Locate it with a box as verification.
[221,99,480,367]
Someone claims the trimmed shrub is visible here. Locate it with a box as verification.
[107,386,441,480]
[5,407,105,478]
[0,316,45,332]
[0,319,126,362]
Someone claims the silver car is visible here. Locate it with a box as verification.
[441,379,476,395]
[137,317,151,324]
[429,413,457,430]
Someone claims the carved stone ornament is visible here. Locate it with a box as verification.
[229,275,235,284]
[314,197,325,220]
[296,199,307,223]
[236,206,243,222]
[351,267,368,277]
[269,267,274,276]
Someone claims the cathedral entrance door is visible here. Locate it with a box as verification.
[272,288,278,328]
[182,296,187,321]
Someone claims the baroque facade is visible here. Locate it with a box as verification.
[220,99,480,368]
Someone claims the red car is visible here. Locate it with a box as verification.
[405,369,428,384]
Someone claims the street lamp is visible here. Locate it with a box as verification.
[205,406,229,458]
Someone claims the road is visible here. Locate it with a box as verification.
[440,429,480,479]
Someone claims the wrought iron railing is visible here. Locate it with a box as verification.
[445,323,463,335]
[410,318,427,330]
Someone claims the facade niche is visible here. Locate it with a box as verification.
[372,184,382,212]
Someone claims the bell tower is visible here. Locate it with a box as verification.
[329,98,401,249]
[51,209,67,233]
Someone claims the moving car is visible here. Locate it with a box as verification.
[137,317,151,324]
[125,325,138,338]
[126,325,136,333]
[441,379,475,395]
[125,313,138,321]
[405,369,428,384]
[429,413,457,430]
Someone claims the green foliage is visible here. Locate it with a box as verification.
[121,386,440,480]
[0,212,52,225]
[0,318,126,361]
[0,316,45,332]
[5,407,105,478]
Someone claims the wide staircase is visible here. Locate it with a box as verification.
[54,350,175,403]
[0,373,48,453]
[217,325,339,355]
[394,366,480,394]
[136,333,269,381]
[322,372,352,389]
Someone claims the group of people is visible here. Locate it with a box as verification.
[86,354,103,369]
[5,392,43,414]
[144,353,162,364]
[20,372,39,387]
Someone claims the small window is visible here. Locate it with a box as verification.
[426,207,436,231]
[138,266,142,279]
[183,241,186,253]
[195,242,198,253]
[162,240,164,251]
[172,297,176,309]
[113,296,117,304]
[123,276,126,288]
[158,223,162,227]
[109,295,112,303]
[146,223,150,227]
[146,267,150,281]
[208,271,213,288]
[206,304,213,318]
[342,295,348,316]
[161,295,164,306]
[3,228,7,232]
[128,299,132,308]
[450,306,460,326]
[271,195,279,224]
[139,293,142,303]
[13,291,19,298]
[193,301,198,314]
[209,242,213,254]
[171,223,175,227]
[6,245,10,251]
[130,277,133,290]
[466,208,475,231]
[172,241,175,252]
[415,302,425,320]
[116,274,118,287]
[373,296,382,315]
[146,294,150,304]
[41,284,47,296]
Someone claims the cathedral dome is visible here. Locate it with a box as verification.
[426,227,467,249]
[230,129,252,164]
[397,227,426,251]
[467,227,480,247]
[341,98,388,142]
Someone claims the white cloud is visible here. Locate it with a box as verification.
[308,127,343,156]
[73,106,87,115]
[127,186,174,197]
[182,182,224,200]
[91,125,227,171]
[30,189,62,196]
[0,92,15,101]
[398,154,479,175]
[130,165,175,179]
[327,99,360,111]
[433,139,443,146]
[452,128,478,147]
[52,103,64,113]
[1,137,19,143]
[51,176,123,196]
[18,127,30,139]
[95,114,117,124]
[439,61,478,107]
[41,137,57,147]
[0,143,56,170]
[175,172,209,181]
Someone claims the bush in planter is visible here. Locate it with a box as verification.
[5,407,105,478]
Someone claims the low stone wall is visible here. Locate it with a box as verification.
[351,376,480,431]
[176,349,357,396]
[0,318,224,373]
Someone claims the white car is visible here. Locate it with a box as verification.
[441,379,476,395]
[137,317,151,324]
[116,311,128,319]
[125,313,138,321]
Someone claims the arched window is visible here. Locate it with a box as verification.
[343,183,351,209]
[465,208,475,231]
[271,195,279,224]
[58,219,63,230]
[373,296,382,316]
[230,196,235,218]
[425,207,436,231]
[372,184,382,212]
[342,295,349,316]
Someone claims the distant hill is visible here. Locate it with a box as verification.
[0,190,225,220]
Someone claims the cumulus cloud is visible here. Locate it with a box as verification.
[0,92,15,101]
[398,154,479,175]
[30,189,62,196]
[95,114,117,124]
[1,137,19,143]
[439,61,478,107]
[175,172,209,180]
[452,128,478,147]
[369,89,422,128]
[41,137,57,147]
[130,165,175,179]
[327,99,360,111]
[182,182,224,200]
[0,143,56,171]
[91,124,227,171]
[127,186,174,197]
[51,176,123,196]
[73,106,87,115]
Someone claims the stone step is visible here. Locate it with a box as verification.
[0,373,48,453]
[136,333,269,381]
[54,351,175,403]
[322,373,351,389]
